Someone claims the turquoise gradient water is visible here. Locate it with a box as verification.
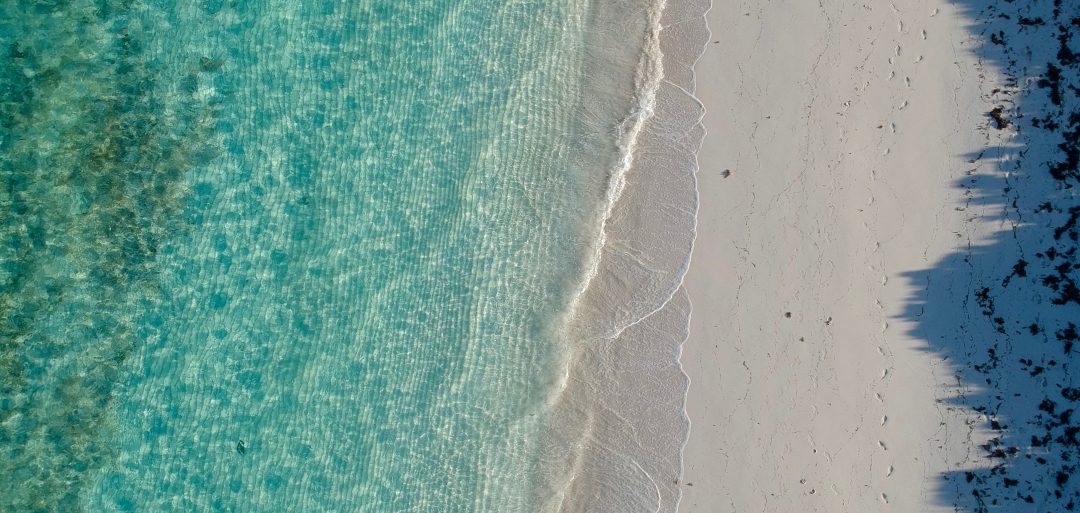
[0,1,622,511]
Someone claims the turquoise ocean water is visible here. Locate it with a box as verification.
[1,0,706,511]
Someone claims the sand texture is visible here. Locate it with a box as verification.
[678,0,1079,510]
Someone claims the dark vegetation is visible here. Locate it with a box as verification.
[0,1,221,509]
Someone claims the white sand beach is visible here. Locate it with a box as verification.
[680,1,1007,511]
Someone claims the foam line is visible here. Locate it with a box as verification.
[562,0,669,335]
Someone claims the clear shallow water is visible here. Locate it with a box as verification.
[1,1,601,511]
[1,0,707,511]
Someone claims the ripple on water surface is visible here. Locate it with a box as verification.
[3,1,599,511]
[1,0,706,511]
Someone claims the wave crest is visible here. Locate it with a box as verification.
[534,0,711,510]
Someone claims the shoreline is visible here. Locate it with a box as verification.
[535,0,709,510]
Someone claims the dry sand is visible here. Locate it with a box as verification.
[680,1,1003,511]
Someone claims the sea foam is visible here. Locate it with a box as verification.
[2,0,710,511]
[534,0,711,510]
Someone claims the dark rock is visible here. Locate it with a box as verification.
[991,107,1010,129]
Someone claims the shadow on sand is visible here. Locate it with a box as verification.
[900,1,1079,511]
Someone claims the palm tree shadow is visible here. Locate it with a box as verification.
[898,1,1079,511]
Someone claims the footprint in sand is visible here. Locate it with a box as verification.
[880,368,889,380]
[921,29,928,40]
[914,55,924,64]
[888,70,896,80]
[897,20,904,33]
[930,7,939,17]
[878,440,887,450]
[881,414,888,425]
[898,100,909,110]
[875,392,884,402]
[881,275,889,286]
[889,122,896,133]
[882,148,890,156]
[894,45,902,56]
[881,492,890,504]
[886,465,894,477]
[881,320,889,332]
[904,76,911,87]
